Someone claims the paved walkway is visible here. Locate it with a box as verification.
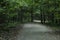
[15,23,60,40]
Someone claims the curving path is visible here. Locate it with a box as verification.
[16,23,60,40]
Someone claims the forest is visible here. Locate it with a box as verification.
[0,0,60,29]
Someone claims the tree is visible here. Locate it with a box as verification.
[0,0,20,29]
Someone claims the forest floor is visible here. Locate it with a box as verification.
[0,24,23,40]
[0,23,60,40]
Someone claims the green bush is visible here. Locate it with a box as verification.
[0,0,20,29]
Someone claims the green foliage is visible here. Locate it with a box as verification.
[0,0,60,29]
[39,0,60,24]
[0,0,20,29]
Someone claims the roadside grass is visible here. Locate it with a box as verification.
[44,23,60,30]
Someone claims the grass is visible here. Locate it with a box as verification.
[44,23,60,30]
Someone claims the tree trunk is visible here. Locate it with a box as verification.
[40,13,43,24]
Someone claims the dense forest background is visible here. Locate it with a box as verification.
[0,0,60,29]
